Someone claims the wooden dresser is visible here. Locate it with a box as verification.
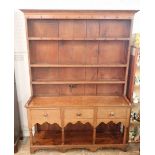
[22,10,138,153]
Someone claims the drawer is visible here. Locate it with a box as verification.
[97,107,127,119]
[64,108,94,119]
[30,109,61,127]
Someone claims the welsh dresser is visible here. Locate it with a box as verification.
[21,10,138,153]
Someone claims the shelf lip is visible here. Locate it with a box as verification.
[32,81,125,84]
[28,37,130,41]
[30,64,127,67]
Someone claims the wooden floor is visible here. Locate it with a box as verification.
[15,137,140,155]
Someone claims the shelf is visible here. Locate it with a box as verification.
[30,64,127,67]
[95,132,123,144]
[27,96,130,108]
[32,130,62,145]
[65,130,93,145]
[28,37,130,41]
[32,81,125,85]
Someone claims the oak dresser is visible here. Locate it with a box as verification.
[21,10,138,153]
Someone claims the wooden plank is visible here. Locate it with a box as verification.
[28,37,130,40]
[22,10,138,19]
[126,47,139,101]
[29,41,58,64]
[32,81,126,84]
[98,41,128,64]
[25,18,33,96]
[27,96,130,108]
[30,64,128,67]
[124,19,133,96]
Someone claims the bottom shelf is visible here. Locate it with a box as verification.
[32,122,124,145]
[33,130,62,145]
[96,132,123,144]
[65,130,93,145]
[96,122,124,144]
[64,122,93,145]
[33,130,123,145]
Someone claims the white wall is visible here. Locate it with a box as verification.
[14,10,31,136]
[14,0,140,136]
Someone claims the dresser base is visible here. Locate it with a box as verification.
[30,144,128,153]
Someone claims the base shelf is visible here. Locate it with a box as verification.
[96,132,123,144]
[65,130,93,145]
[32,130,124,145]
[32,121,125,146]
[32,130,62,145]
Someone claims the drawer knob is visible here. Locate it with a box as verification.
[76,113,82,117]
[109,112,115,116]
[69,84,76,88]
[43,113,48,117]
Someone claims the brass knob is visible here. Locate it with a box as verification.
[43,113,48,117]
[76,113,82,117]
[109,112,115,117]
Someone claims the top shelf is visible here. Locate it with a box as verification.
[22,10,138,20]
[28,37,130,41]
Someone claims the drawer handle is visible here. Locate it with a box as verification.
[109,112,115,117]
[76,113,82,117]
[69,84,76,88]
[43,113,48,117]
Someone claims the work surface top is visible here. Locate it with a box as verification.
[27,96,130,108]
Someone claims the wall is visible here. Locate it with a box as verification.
[14,0,140,136]
[14,10,31,136]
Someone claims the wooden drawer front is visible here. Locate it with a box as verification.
[65,108,94,119]
[97,107,127,119]
[30,109,61,127]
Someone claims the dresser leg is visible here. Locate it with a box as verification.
[122,126,128,152]
[89,147,97,152]
[30,147,39,153]
[35,124,39,133]
[62,128,64,144]
[123,127,128,144]
[126,127,129,143]
[30,147,36,154]
[93,127,96,144]
[60,148,67,153]
[29,129,33,145]
[121,145,128,152]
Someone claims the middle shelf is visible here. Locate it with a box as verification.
[28,37,130,41]
[32,81,125,84]
[31,67,126,82]
[30,64,127,68]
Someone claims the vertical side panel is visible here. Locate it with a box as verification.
[25,18,33,96]
[124,19,133,95]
